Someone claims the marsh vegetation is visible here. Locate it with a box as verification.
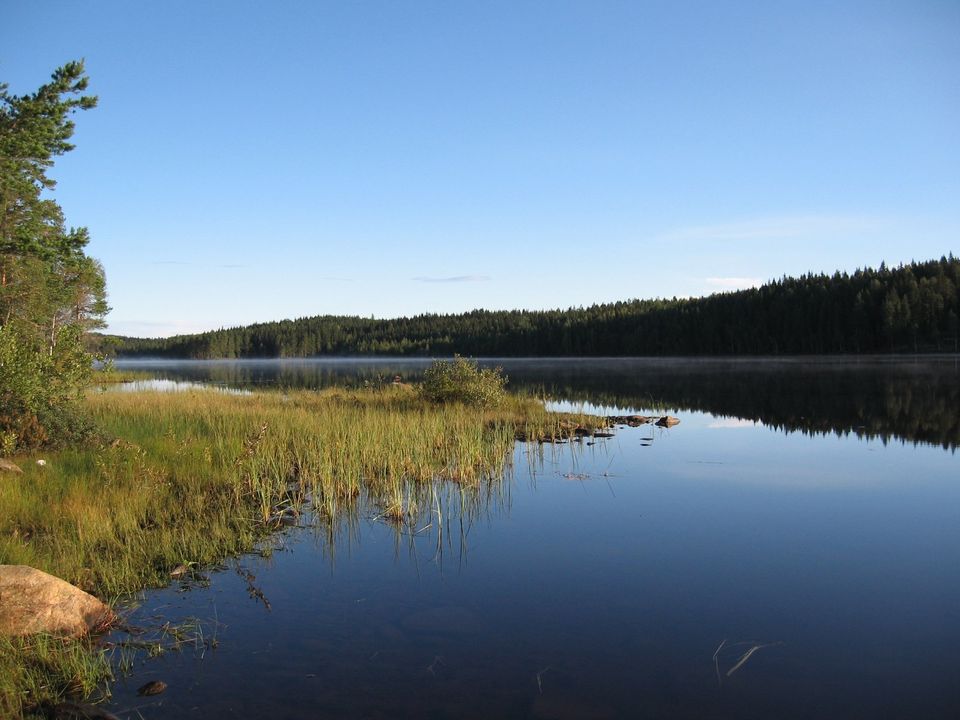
[0,373,602,715]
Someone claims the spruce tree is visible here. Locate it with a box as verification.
[0,61,107,453]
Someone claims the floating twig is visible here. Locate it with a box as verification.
[713,639,727,687]
[727,642,781,677]
[713,639,782,685]
[536,666,551,694]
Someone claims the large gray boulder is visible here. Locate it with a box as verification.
[0,565,114,637]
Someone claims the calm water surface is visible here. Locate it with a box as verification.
[105,358,960,719]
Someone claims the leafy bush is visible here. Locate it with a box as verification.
[419,356,507,407]
[0,325,99,455]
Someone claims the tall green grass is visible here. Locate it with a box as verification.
[0,634,113,718]
[3,385,595,595]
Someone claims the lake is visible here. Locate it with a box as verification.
[104,357,960,718]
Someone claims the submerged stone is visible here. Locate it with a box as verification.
[0,565,114,637]
[136,680,167,696]
[605,414,654,426]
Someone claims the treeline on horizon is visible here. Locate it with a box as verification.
[111,257,960,359]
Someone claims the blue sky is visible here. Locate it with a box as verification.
[4,1,958,337]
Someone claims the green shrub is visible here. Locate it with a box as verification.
[0,325,99,455]
[419,356,507,407]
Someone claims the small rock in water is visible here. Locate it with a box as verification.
[137,680,167,696]
[605,414,653,426]
[655,416,681,428]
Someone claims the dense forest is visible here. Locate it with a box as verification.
[113,257,960,358]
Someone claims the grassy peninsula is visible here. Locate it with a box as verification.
[0,375,602,716]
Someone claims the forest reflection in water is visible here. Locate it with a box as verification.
[115,356,960,449]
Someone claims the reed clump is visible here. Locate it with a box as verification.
[3,385,585,596]
[0,634,113,718]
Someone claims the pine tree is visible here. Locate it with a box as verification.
[0,61,107,453]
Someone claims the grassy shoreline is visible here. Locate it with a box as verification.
[0,385,603,716]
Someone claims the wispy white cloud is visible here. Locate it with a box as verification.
[705,276,763,290]
[413,275,491,283]
[658,214,881,243]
